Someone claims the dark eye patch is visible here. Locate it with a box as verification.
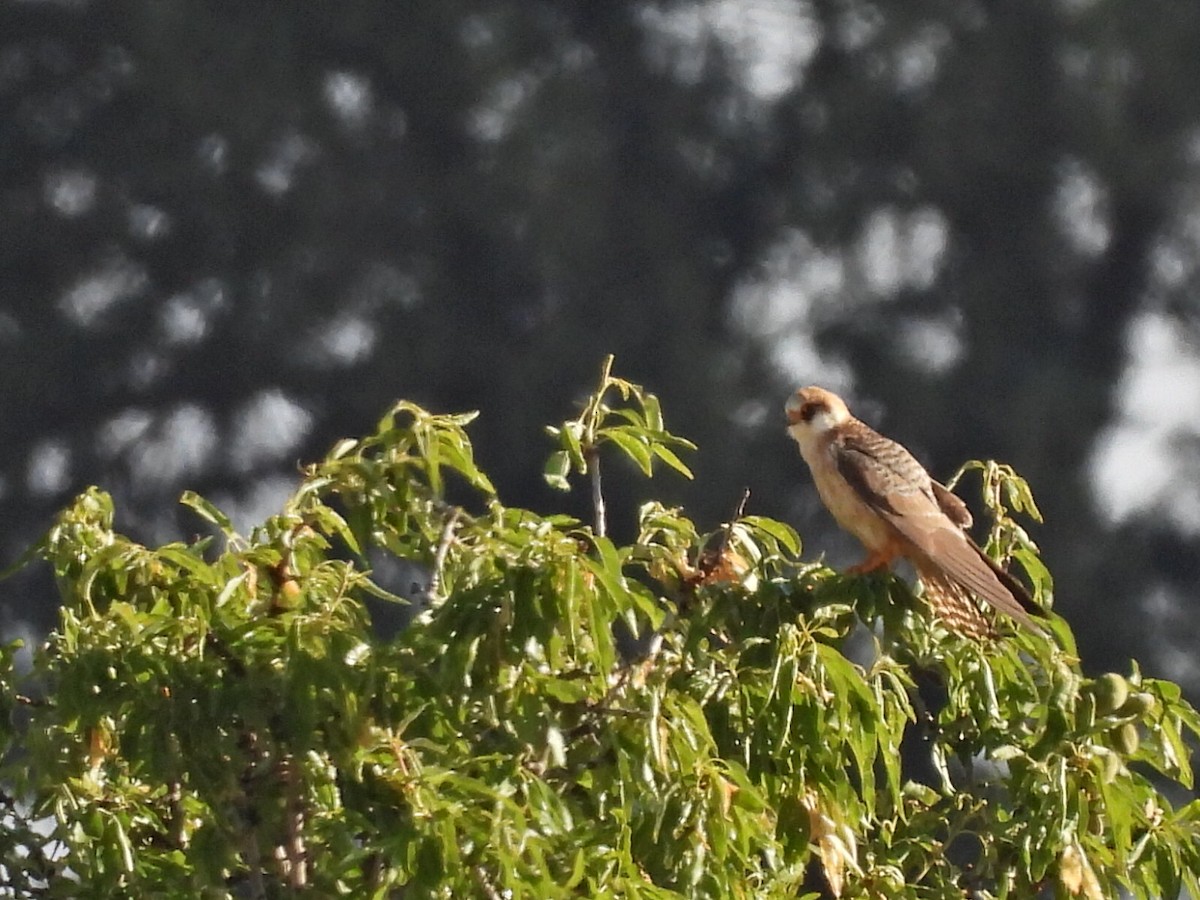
[800,401,825,422]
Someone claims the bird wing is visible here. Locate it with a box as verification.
[831,423,1040,628]
[931,480,972,528]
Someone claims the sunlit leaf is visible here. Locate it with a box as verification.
[651,444,694,480]
[601,427,654,475]
[179,491,237,537]
[741,516,802,557]
[543,450,572,492]
[327,437,360,460]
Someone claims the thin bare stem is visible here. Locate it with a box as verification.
[732,486,751,521]
[169,777,186,849]
[282,755,308,888]
[429,507,462,600]
[242,831,267,899]
[473,865,504,900]
[581,355,615,539]
[714,487,752,554]
[588,448,606,538]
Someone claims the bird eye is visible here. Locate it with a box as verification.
[800,402,821,422]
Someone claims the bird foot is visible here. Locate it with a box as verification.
[846,552,895,575]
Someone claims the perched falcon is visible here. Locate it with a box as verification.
[785,386,1042,636]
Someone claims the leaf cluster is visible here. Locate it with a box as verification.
[544,354,696,491]
[0,373,1197,898]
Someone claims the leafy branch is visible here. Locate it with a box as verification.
[543,354,695,536]
[947,458,1055,611]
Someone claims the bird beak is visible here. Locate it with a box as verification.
[785,399,803,425]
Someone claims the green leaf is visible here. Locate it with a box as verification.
[540,676,588,704]
[327,437,360,460]
[643,393,664,432]
[543,451,572,492]
[155,544,215,577]
[1157,715,1194,787]
[741,516,802,557]
[608,407,648,428]
[600,427,654,475]
[651,444,694,480]
[214,569,252,607]
[583,538,629,608]
[305,504,364,556]
[562,421,587,471]
[437,435,496,494]
[1003,474,1043,522]
[180,491,237,537]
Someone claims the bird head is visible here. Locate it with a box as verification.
[785,386,851,448]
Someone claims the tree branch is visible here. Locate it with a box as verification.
[587,448,606,538]
[281,755,308,889]
[473,865,503,900]
[428,507,462,601]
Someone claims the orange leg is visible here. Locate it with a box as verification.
[846,546,900,575]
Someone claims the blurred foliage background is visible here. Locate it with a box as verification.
[3,0,1200,693]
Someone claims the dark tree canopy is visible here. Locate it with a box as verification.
[3,1,1200,693]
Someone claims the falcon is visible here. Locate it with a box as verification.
[785,386,1042,636]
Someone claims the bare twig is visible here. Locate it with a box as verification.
[281,755,308,889]
[14,694,53,708]
[205,631,247,678]
[428,507,462,600]
[582,354,615,538]
[711,487,751,557]
[234,730,269,899]
[242,831,267,900]
[732,486,751,521]
[566,679,653,741]
[587,448,606,538]
[473,865,503,900]
[169,777,186,849]
[592,354,615,406]
[362,853,384,893]
[643,630,664,665]
[692,487,754,584]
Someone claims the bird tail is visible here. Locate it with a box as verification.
[914,552,1046,639]
[913,563,996,638]
[972,543,1043,618]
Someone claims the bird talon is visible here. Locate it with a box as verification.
[846,552,894,575]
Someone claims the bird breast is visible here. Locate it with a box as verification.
[802,438,896,552]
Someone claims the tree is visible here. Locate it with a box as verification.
[1,366,1197,897]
